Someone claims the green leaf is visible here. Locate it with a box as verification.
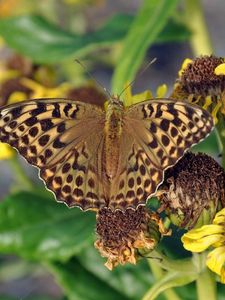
[47,258,130,300]
[142,271,197,300]
[77,247,155,300]
[156,19,191,44]
[0,13,190,65]
[192,130,220,155]
[112,0,180,94]
[0,14,132,64]
[0,192,95,261]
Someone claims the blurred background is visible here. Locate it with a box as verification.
[0,0,224,299]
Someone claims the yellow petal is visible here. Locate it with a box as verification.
[213,208,225,225]
[20,78,42,91]
[178,58,192,77]
[0,143,15,159]
[123,83,133,107]
[206,246,225,281]
[21,78,71,98]
[203,96,212,110]
[156,84,168,98]
[181,225,224,252]
[0,69,20,83]
[213,236,225,248]
[123,84,152,107]
[0,36,4,47]
[214,63,225,76]
[221,266,225,284]
[211,102,222,124]
[8,92,27,104]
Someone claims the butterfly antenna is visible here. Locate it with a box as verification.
[75,59,112,99]
[118,58,157,98]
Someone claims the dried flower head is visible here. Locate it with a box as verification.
[172,55,225,123]
[180,55,225,97]
[0,54,56,106]
[158,152,225,229]
[67,85,106,107]
[95,207,167,270]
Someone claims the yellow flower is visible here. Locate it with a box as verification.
[122,83,168,107]
[172,55,225,124]
[0,0,21,17]
[20,78,71,98]
[182,208,225,283]
[63,0,103,6]
[0,57,71,160]
[0,143,15,159]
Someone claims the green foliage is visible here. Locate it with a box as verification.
[112,0,180,93]
[0,13,190,65]
[142,271,198,300]
[47,258,130,300]
[0,192,95,261]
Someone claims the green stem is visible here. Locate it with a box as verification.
[196,269,216,300]
[146,260,181,300]
[185,0,213,56]
[9,156,34,191]
[150,250,195,273]
[193,253,217,300]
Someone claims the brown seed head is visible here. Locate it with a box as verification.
[95,206,165,270]
[67,86,106,108]
[179,55,225,96]
[158,152,225,229]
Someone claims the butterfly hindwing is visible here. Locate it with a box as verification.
[0,98,106,210]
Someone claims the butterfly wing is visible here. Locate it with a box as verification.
[0,98,107,210]
[109,99,214,210]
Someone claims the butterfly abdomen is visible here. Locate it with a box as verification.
[104,102,124,180]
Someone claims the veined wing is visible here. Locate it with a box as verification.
[0,98,107,210]
[109,99,214,210]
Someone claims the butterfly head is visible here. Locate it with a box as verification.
[109,94,124,109]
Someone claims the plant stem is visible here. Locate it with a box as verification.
[185,0,213,56]
[196,268,216,300]
[147,259,182,300]
[193,253,217,300]
[9,156,34,191]
[150,250,195,273]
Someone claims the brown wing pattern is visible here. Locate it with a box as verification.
[0,99,106,210]
[109,99,214,210]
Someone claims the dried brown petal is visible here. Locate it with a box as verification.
[0,78,32,106]
[179,55,225,97]
[67,86,106,107]
[95,207,166,270]
[158,152,225,229]
[6,54,34,77]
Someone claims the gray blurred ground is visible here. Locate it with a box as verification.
[0,0,225,298]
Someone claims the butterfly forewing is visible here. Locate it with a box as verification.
[108,99,214,210]
[0,99,107,210]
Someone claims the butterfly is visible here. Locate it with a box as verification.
[0,96,214,211]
